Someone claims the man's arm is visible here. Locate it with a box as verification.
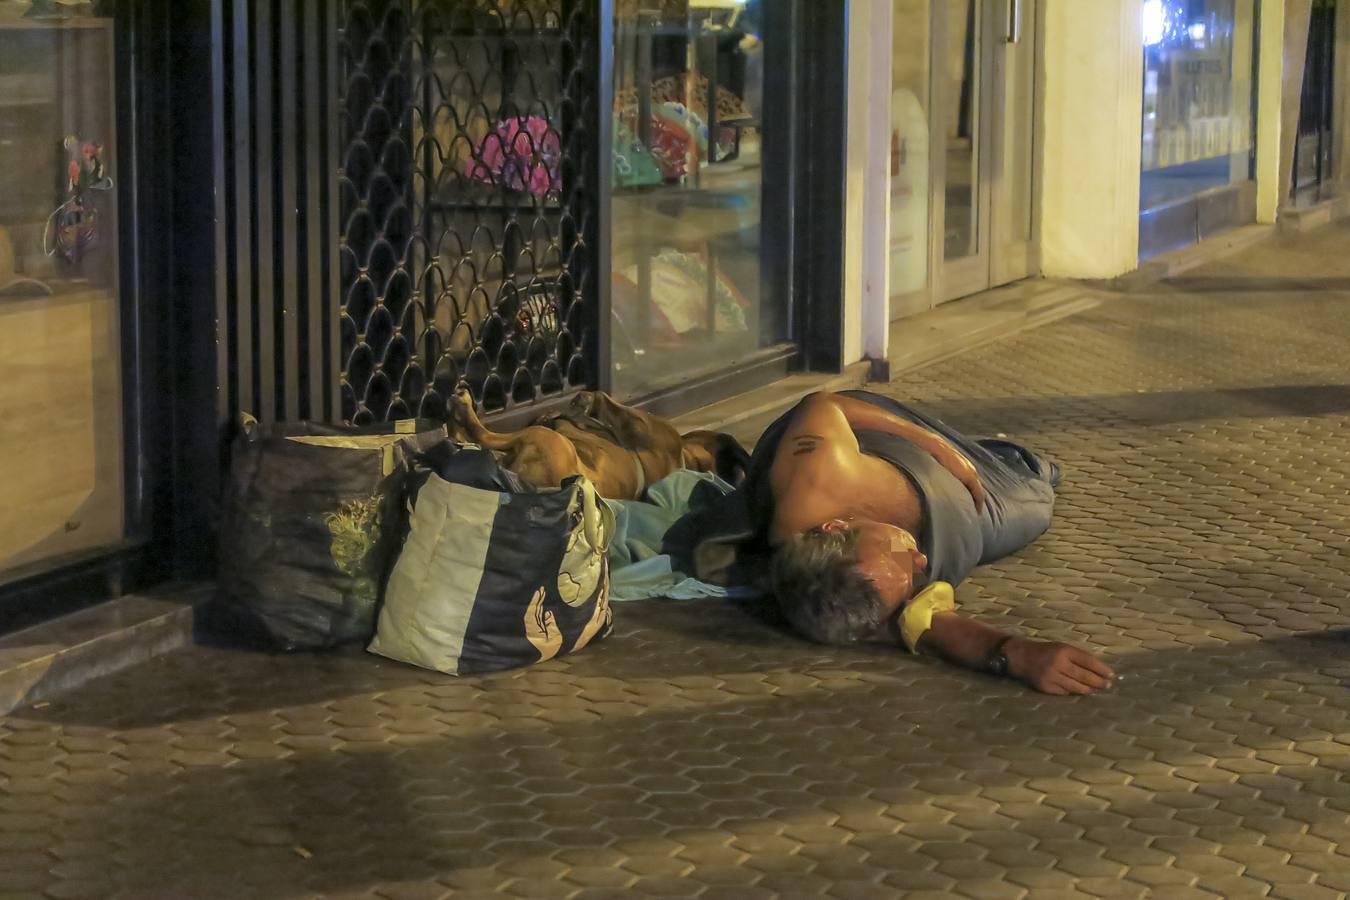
[808,394,985,511]
[913,613,1115,695]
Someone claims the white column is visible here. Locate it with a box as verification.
[1255,0,1287,223]
[842,0,893,367]
[1039,0,1145,279]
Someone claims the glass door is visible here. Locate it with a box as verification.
[990,0,1037,287]
[934,0,1037,303]
[936,0,989,301]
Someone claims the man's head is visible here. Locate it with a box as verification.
[770,519,928,645]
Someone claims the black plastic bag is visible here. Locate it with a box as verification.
[208,416,444,651]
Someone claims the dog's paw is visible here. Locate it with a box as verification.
[449,386,474,413]
[445,386,477,436]
[568,391,596,415]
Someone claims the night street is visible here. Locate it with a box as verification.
[4,225,1350,899]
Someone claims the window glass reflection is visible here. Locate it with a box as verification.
[1140,0,1258,211]
[0,7,125,580]
[610,0,775,399]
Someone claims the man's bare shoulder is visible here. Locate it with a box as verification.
[768,441,844,541]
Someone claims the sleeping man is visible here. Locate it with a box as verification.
[717,390,1115,695]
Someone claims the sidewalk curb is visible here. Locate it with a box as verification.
[885,286,1100,380]
[672,363,871,434]
[676,280,1101,439]
[1087,224,1277,293]
[1279,194,1350,234]
[0,584,208,716]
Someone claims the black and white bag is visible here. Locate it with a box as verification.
[369,443,614,676]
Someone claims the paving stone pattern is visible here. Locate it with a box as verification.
[7,227,1350,898]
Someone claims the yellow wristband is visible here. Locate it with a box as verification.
[899,581,956,653]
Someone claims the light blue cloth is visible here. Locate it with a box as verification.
[604,470,752,601]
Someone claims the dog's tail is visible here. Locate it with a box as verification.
[682,430,751,487]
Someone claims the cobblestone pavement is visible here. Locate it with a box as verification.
[8,225,1350,900]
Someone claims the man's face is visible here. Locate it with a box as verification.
[822,519,928,615]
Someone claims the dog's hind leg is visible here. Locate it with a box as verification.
[449,388,585,490]
[681,430,751,486]
[448,388,518,450]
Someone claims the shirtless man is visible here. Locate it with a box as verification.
[755,390,1114,695]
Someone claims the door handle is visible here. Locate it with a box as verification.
[1006,0,1021,44]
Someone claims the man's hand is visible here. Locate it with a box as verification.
[1005,639,1114,695]
[923,433,985,513]
[955,464,986,513]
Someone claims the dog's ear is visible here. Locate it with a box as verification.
[714,435,751,487]
[681,431,750,486]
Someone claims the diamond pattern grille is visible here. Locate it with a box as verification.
[339,0,598,423]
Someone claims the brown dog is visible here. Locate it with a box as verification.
[447,389,749,500]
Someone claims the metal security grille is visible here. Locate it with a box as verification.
[210,0,345,427]
[339,0,599,424]
[1293,0,1338,200]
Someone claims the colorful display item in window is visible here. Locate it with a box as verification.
[612,119,663,188]
[465,116,561,199]
[611,248,750,347]
[645,114,697,181]
[613,101,740,184]
[44,136,114,266]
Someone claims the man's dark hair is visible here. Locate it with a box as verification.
[769,527,888,645]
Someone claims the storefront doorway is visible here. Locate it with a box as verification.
[1291,0,1338,206]
[935,0,1038,302]
[890,0,1038,319]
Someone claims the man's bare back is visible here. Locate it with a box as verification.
[769,439,923,543]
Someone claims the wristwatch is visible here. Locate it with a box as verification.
[985,636,1014,678]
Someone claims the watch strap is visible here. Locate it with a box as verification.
[985,636,1014,678]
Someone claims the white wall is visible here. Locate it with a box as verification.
[1039,0,1144,279]
[842,0,893,367]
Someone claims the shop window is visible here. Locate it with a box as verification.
[0,5,126,581]
[608,0,783,399]
[1140,0,1258,213]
